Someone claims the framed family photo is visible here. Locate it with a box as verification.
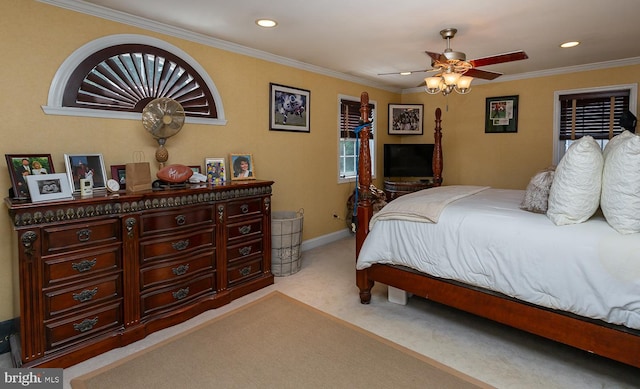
[230,154,256,181]
[5,154,55,198]
[269,83,310,133]
[26,173,73,203]
[485,95,519,133]
[204,158,225,183]
[388,104,424,135]
[64,154,107,192]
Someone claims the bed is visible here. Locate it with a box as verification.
[354,92,640,369]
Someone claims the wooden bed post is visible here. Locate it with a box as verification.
[432,107,443,186]
[356,92,374,303]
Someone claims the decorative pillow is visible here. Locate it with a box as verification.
[601,132,640,234]
[520,166,556,213]
[603,130,634,160]
[547,136,603,225]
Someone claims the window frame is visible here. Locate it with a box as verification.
[337,94,376,184]
[43,34,226,126]
[553,83,637,164]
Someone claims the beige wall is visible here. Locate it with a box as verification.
[0,1,638,321]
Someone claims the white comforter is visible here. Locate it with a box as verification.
[356,188,640,330]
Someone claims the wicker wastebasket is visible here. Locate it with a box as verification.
[271,209,304,276]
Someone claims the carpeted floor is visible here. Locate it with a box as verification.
[70,291,491,389]
[62,236,640,389]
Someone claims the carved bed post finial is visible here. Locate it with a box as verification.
[432,108,443,186]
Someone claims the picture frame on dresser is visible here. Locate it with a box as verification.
[5,154,55,199]
[205,158,225,183]
[64,153,107,192]
[230,154,255,180]
[110,164,126,190]
[25,173,74,202]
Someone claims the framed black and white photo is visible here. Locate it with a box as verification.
[269,83,310,133]
[110,164,126,190]
[485,95,519,133]
[26,173,73,202]
[64,154,107,192]
[230,154,256,181]
[5,154,55,199]
[388,104,423,135]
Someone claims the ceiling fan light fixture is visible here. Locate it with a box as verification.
[442,71,461,86]
[424,77,442,94]
[455,76,473,94]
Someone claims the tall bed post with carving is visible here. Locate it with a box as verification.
[356,95,444,303]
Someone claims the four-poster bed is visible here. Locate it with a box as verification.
[354,92,640,369]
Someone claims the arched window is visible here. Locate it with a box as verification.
[43,34,226,125]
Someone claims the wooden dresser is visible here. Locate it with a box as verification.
[5,180,274,368]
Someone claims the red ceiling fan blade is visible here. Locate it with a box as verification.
[425,51,447,63]
[464,68,503,80]
[468,50,528,68]
[377,69,431,76]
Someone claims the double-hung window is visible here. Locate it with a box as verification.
[338,95,376,183]
[554,84,637,164]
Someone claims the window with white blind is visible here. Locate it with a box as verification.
[338,95,376,183]
[553,84,637,164]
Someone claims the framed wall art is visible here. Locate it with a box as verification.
[485,95,519,133]
[5,154,55,198]
[64,153,107,192]
[110,164,126,190]
[26,173,73,203]
[388,104,424,135]
[269,83,310,133]
[204,158,225,183]
[230,154,256,181]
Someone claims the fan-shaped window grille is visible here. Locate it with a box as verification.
[63,44,217,118]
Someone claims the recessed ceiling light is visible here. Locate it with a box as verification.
[256,19,277,28]
[560,41,580,48]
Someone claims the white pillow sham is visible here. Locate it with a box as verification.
[601,132,640,234]
[547,136,603,225]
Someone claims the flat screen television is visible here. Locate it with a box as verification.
[383,143,434,178]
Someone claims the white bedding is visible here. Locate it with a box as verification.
[356,188,640,330]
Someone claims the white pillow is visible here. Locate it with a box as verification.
[603,130,634,160]
[601,132,640,234]
[547,136,603,225]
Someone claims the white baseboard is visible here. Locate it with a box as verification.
[300,228,352,252]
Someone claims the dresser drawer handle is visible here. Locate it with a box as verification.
[73,317,98,333]
[172,287,190,300]
[239,246,252,256]
[172,264,190,276]
[172,239,190,251]
[77,229,92,242]
[175,215,186,226]
[239,266,252,276]
[238,225,252,235]
[240,204,249,213]
[73,287,98,303]
[71,258,97,273]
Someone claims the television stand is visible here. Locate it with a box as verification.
[383,179,433,201]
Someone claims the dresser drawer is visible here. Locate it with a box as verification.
[227,257,263,286]
[140,274,215,317]
[226,218,263,242]
[140,206,213,236]
[45,302,123,350]
[140,251,215,290]
[43,245,121,288]
[226,198,263,220]
[44,274,122,319]
[140,228,214,264]
[42,219,120,253]
[226,238,263,264]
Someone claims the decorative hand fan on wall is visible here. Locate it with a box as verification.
[142,97,185,168]
[379,28,528,95]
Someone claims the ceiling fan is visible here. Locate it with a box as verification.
[380,28,528,94]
